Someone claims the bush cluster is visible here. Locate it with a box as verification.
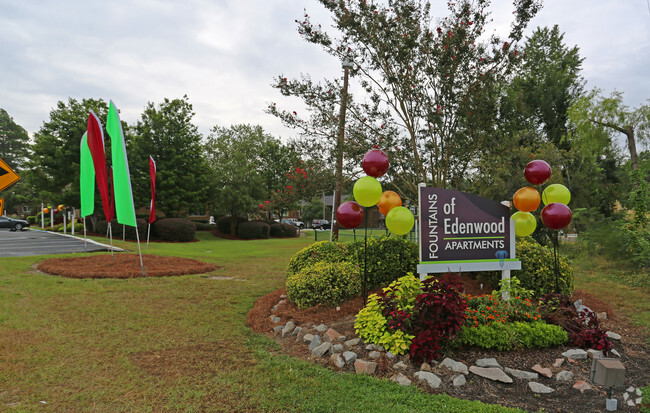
[57,222,85,233]
[237,221,270,239]
[286,262,360,308]
[216,216,246,235]
[456,321,568,351]
[26,215,37,224]
[350,236,418,289]
[355,273,468,363]
[152,218,196,242]
[287,241,350,276]
[270,222,298,238]
[482,237,574,297]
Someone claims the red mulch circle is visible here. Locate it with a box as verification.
[37,254,219,279]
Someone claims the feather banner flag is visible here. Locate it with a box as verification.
[79,132,95,218]
[107,101,137,227]
[149,156,156,224]
[86,111,111,220]
[107,167,116,223]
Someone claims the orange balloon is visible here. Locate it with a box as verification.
[513,187,541,212]
[377,190,402,216]
[58,204,64,211]
[43,208,50,214]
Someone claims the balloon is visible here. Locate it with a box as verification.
[511,211,537,237]
[43,208,50,214]
[386,206,414,235]
[524,160,552,185]
[336,201,364,229]
[377,190,402,216]
[53,209,59,214]
[353,176,382,207]
[362,149,389,178]
[542,184,571,205]
[541,203,572,230]
[513,187,540,212]
[58,204,64,211]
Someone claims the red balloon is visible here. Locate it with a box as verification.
[362,149,389,178]
[541,203,572,230]
[524,160,552,185]
[53,209,59,214]
[336,201,364,229]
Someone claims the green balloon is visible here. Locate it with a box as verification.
[386,206,414,235]
[353,176,382,207]
[511,211,536,237]
[542,184,570,205]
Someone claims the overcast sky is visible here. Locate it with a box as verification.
[1,0,649,142]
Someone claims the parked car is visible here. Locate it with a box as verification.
[281,218,304,229]
[311,219,331,230]
[0,216,30,231]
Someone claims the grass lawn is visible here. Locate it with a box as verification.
[0,231,524,412]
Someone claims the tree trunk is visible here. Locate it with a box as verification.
[624,126,638,171]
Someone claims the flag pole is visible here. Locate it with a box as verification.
[83,217,87,251]
[135,225,146,277]
[108,221,114,262]
[146,223,151,247]
[123,224,126,242]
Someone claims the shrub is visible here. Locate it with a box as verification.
[286,241,350,276]
[57,222,85,233]
[26,215,37,224]
[152,218,196,242]
[286,262,360,308]
[216,216,246,235]
[537,293,613,353]
[350,236,418,289]
[456,321,567,350]
[237,221,270,239]
[483,237,574,297]
[271,223,297,238]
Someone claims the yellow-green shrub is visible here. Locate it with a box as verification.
[286,262,360,308]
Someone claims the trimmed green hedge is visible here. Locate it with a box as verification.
[216,216,246,235]
[350,236,418,289]
[237,221,270,239]
[152,218,196,242]
[286,261,360,308]
[456,321,568,351]
[287,241,350,276]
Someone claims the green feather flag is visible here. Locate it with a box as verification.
[107,101,137,227]
[80,132,95,218]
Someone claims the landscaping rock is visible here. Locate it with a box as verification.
[292,326,302,337]
[311,342,331,357]
[296,329,307,343]
[573,381,592,393]
[391,373,412,386]
[273,325,284,333]
[308,335,322,350]
[332,344,344,354]
[368,351,381,359]
[529,382,555,394]
[420,363,432,372]
[330,353,345,368]
[281,321,295,338]
[386,352,396,360]
[354,359,377,375]
[303,333,314,344]
[315,324,328,332]
[469,366,513,383]
[611,349,621,357]
[596,311,607,320]
[344,338,360,348]
[553,358,564,367]
[452,374,466,387]
[476,358,502,369]
[556,370,574,382]
[342,351,357,364]
[393,361,409,370]
[337,336,346,342]
[587,349,604,359]
[504,367,538,380]
[606,331,621,340]
[531,364,552,378]
[441,358,469,374]
[270,315,281,323]
[324,328,342,342]
[414,371,442,389]
[562,349,588,360]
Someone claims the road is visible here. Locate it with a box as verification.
[0,228,121,257]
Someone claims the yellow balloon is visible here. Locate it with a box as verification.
[353,176,382,207]
[542,184,570,205]
[386,206,414,235]
[58,204,65,211]
[511,211,536,237]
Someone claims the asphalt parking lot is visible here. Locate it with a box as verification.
[0,228,119,257]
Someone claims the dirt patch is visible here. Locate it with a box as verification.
[37,254,219,279]
[248,281,649,413]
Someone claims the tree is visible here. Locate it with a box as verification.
[28,98,109,209]
[569,89,650,172]
[130,96,210,218]
[0,108,30,170]
[271,0,541,197]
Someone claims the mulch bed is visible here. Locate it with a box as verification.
[247,276,649,413]
[37,254,219,278]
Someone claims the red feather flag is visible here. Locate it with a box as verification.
[86,111,111,220]
[149,156,156,224]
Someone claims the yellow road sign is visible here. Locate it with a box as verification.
[0,198,4,216]
[0,157,21,193]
